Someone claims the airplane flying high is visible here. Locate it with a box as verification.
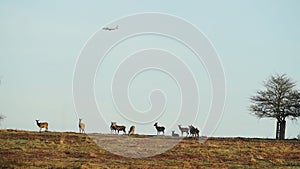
[102,25,119,31]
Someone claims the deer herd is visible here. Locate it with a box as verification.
[35,119,200,137]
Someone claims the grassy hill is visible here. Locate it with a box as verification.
[1,129,300,168]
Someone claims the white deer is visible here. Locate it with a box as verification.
[79,118,85,133]
[178,125,189,137]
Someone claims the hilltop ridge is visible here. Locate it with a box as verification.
[1,129,300,168]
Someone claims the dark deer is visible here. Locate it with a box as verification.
[172,131,179,137]
[154,122,165,135]
[189,125,200,137]
[111,122,126,134]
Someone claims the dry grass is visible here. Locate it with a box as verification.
[0,129,300,168]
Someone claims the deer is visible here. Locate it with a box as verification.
[111,122,126,134]
[154,122,165,135]
[178,125,189,137]
[110,122,117,134]
[36,120,48,132]
[189,125,200,137]
[128,125,135,135]
[78,118,85,133]
[171,131,179,137]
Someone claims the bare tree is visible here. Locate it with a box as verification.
[250,74,300,140]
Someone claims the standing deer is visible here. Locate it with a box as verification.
[36,120,48,132]
[128,125,135,135]
[79,118,85,133]
[178,125,189,136]
[189,125,200,137]
[154,122,165,135]
[111,122,126,134]
[110,122,116,134]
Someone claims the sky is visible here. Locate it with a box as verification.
[0,1,300,138]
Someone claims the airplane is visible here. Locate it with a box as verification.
[102,25,119,31]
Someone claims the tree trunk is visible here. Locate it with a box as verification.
[279,119,286,140]
[276,120,280,140]
[275,119,286,140]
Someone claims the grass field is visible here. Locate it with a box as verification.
[1,129,300,168]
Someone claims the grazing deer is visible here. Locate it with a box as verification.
[154,122,165,135]
[172,131,179,137]
[189,125,200,137]
[178,125,189,136]
[36,120,48,132]
[78,118,85,133]
[128,125,135,135]
[111,122,126,134]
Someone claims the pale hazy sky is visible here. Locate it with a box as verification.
[0,1,300,138]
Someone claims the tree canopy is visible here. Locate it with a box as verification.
[250,74,300,121]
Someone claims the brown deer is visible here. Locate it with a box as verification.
[111,122,126,134]
[36,120,48,132]
[79,118,85,133]
[154,122,165,135]
[110,122,116,134]
[128,125,135,135]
